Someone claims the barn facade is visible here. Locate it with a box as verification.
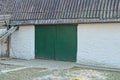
[0,0,120,68]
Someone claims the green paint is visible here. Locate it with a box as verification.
[55,25,77,61]
[35,24,77,61]
[35,25,55,59]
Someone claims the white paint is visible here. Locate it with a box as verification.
[1,67,27,73]
[77,23,120,68]
[10,25,35,60]
[0,28,7,57]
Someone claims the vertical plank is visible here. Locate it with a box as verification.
[55,24,77,61]
[35,25,56,59]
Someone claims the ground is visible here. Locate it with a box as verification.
[0,59,120,80]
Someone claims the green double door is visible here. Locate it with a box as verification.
[35,25,77,61]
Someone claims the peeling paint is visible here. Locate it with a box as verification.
[0,28,7,57]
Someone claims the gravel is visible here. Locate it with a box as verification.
[33,68,107,80]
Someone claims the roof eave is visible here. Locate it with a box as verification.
[10,18,120,26]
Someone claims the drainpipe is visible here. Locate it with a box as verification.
[7,25,10,58]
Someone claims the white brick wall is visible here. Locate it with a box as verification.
[77,23,120,68]
[10,25,35,60]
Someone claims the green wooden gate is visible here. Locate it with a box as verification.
[35,24,77,61]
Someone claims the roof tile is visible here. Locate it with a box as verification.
[0,0,120,24]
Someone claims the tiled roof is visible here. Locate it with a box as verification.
[0,0,120,25]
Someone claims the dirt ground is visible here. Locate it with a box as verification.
[0,63,120,80]
[0,59,120,80]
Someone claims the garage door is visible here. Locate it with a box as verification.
[35,24,77,61]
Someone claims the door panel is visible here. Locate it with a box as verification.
[35,25,56,59]
[55,25,77,61]
[35,25,77,61]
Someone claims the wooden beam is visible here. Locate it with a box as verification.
[0,15,11,26]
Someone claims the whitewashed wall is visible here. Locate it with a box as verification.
[0,28,7,57]
[10,25,35,60]
[77,23,120,68]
